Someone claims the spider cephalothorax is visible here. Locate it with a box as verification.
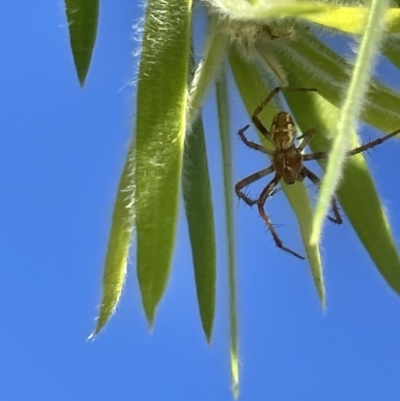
[235,86,400,259]
[271,111,296,149]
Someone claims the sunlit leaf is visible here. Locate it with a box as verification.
[284,85,400,296]
[216,69,240,398]
[188,18,229,125]
[135,0,192,326]
[272,29,400,133]
[210,0,332,20]
[89,142,136,338]
[303,6,400,35]
[309,0,389,246]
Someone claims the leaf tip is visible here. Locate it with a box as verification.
[314,275,326,309]
[78,73,87,88]
[87,317,105,341]
[230,350,240,399]
[200,316,214,344]
[320,293,327,311]
[144,306,156,330]
[205,331,213,345]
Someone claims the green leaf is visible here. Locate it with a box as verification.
[303,6,400,34]
[216,68,240,399]
[229,48,325,306]
[310,0,390,245]
[272,29,400,134]
[65,0,99,86]
[135,0,192,326]
[90,141,136,338]
[284,84,400,297]
[188,18,229,125]
[209,0,332,20]
[382,38,400,70]
[183,116,216,343]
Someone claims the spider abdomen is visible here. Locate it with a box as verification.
[273,146,304,184]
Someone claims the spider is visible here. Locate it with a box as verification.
[235,86,400,259]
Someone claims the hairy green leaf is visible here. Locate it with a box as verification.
[310,0,390,245]
[90,142,136,337]
[272,30,400,134]
[284,85,400,297]
[216,69,240,398]
[135,0,192,326]
[188,18,229,125]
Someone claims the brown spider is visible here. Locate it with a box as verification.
[235,86,400,259]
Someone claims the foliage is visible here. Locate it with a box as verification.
[65,0,400,396]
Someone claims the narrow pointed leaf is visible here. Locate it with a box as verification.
[188,19,229,125]
[216,70,240,398]
[284,83,400,296]
[135,0,192,326]
[310,0,389,245]
[65,0,99,86]
[90,142,136,337]
[183,116,216,342]
[229,48,325,306]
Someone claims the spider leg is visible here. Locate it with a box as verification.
[258,174,305,259]
[252,87,317,140]
[238,124,273,155]
[297,128,316,152]
[346,128,400,156]
[235,165,275,206]
[303,151,326,161]
[303,128,400,161]
[303,166,343,224]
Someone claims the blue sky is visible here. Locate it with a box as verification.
[1,2,400,400]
